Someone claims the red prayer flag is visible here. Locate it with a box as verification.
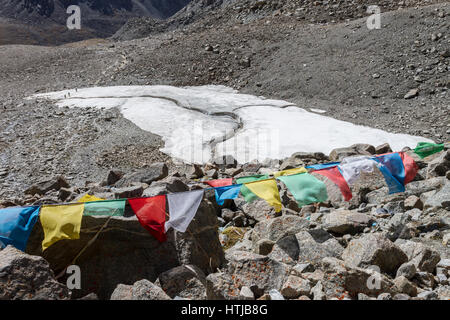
[314,167,353,201]
[400,152,419,185]
[129,196,167,242]
[204,178,233,188]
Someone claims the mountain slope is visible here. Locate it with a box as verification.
[0,0,191,45]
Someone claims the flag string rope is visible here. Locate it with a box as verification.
[1,149,424,210]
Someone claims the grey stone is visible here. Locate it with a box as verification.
[205,272,239,300]
[329,147,358,161]
[280,275,311,299]
[157,265,207,300]
[239,286,255,300]
[417,290,438,300]
[292,263,315,275]
[377,293,392,300]
[393,276,417,296]
[0,246,70,300]
[393,293,410,300]
[110,279,171,300]
[404,195,423,210]
[251,215,310,246]
[225,251,291,294]
[115,163,168,187]
[24,175,70,196]
[426,150,450,179]
[142,177,189,197]
[424,182,450,210]
[255,239,275,256]
[395,240,441,273]
[375,143,392,154]
[396,262,417,280]
[106,169,124,186]
[342,233,408,275]
[113,185,143,199]
[323,210,373,235]
[311,281,326,300]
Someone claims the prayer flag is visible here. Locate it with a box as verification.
[277,173,328,207]
[235,174,269,203]
[129,196,167,242]
[83,199,126,216]
[40,203,84,251]
[214,184,242,206]
[314,167,352,201]
[166,190,204,233]
[414,142,444,159]
[244,179,282,212]
[0,206,40,251]
[204,178,233,188]
[400,152,419,185]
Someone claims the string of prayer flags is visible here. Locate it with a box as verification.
[235,174,269,203]
[40,203,84,251]
[166,189,204,233]
[204,178,233,188]
[83,199,126,217]
[0,206,40,251]
[244,179,282,212]
[129,196,167,242]
[214,184,243,206]
[313,167,352,201]
[273,167,307,178]
[276,173,328,207]
[414,142,444,159]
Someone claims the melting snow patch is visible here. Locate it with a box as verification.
[31,85,432,164]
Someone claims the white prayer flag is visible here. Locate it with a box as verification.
[339,156,378,185]
[165,189,204,233]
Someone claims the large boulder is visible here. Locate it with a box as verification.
[110,279,171,300]
[0,246,70,300]
[321,257,397,298]
[24,175,70,196]
[206,251,291,299]
[342,233,408,275]
[26,199,225,299]
[156,265,207,300]
[269,231,343,267]
[323,210,373,235]
[394,239,441,273]
[424,181,450,210]
[426,150,450,179]
[115,163,168,187]
[251,215,310,246]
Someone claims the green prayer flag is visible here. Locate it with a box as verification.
[83,199,126,216]
[414,142,444,159]
[235,174,269,203]
[276,173,328,207]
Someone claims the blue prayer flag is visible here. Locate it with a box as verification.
[0,206,40,251]
[374,153,406,194]
[215,184,242,206]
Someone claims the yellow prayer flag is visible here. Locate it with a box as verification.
[40,203,84,251]
[244,179,282,212]
[78,194,105,203]
[273,167,307,178]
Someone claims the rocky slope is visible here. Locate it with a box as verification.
[0,144,449,300]
[0,0,191,45]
